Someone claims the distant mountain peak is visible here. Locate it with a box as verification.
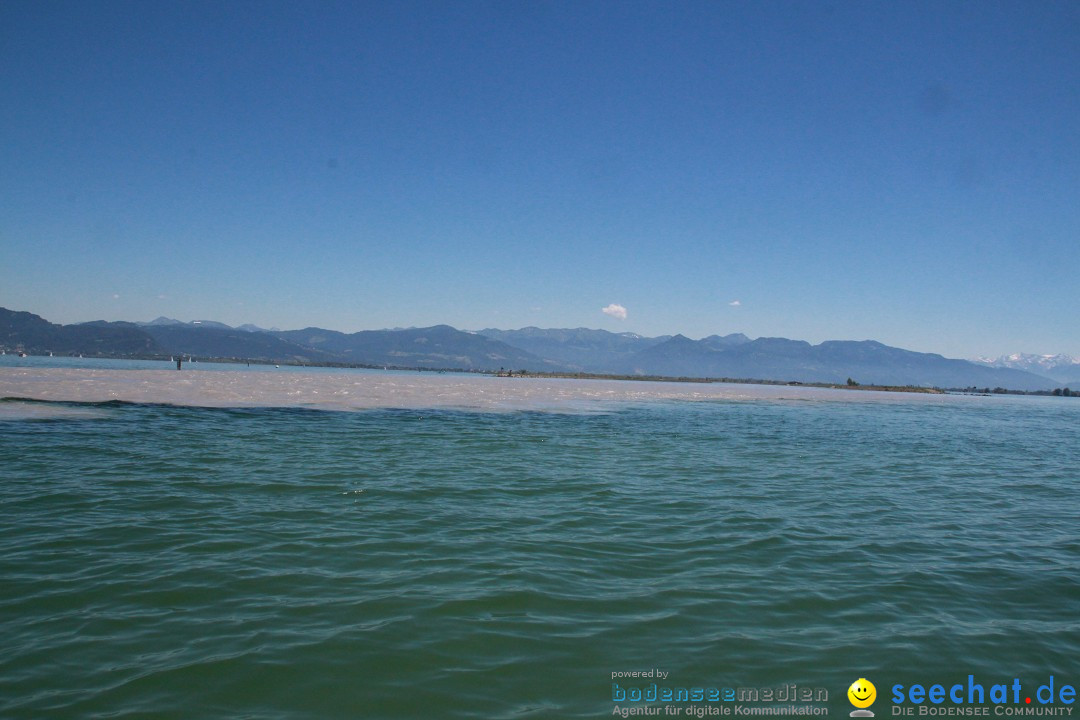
[700,332,751,349]
[139,317,235,330]
[143,316,183,326]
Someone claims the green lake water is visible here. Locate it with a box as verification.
[1,380,1078,718]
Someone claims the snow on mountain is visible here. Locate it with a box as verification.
[975,353,1079,371]
[972,353,1080,383]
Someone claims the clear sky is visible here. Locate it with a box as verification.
[2,0,1077,358]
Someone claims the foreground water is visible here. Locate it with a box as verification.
[1,366,1078,719]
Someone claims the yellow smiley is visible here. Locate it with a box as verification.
[848,678,876,708]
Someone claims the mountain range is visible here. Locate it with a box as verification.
[1,307,1072,391]
[973,353,1080,386]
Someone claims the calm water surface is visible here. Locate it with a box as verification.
[1,367,1078,719]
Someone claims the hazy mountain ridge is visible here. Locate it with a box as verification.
[612,337,1055,391]
[1,309,162,355]
[273,325,553,371]
[140,325,341,364]
[700,333,752,350]
[476,327,671,371]
[0,307,1069,390]
[140,317,275,333]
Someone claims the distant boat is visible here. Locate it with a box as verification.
[19,351,27,358]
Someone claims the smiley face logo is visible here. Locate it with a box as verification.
[848,678,876,716]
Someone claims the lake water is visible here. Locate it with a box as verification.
[1,362,1078,719]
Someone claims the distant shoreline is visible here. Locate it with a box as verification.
[490,370,947,394]
[2,352,950,395]
[3,307,1070,394]
[7,352,1076,396]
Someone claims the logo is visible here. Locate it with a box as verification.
[849,678,877,717]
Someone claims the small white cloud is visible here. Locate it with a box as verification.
[112,294,120,299]
[729,300,741,307]
[602,303,628,320]
[157,294,167,300]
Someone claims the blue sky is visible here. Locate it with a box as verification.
[2,1,1077,358]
